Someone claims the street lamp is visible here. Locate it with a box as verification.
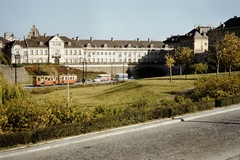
[15,54,20,84]
[80,57,85,84]
[67,67,69,106]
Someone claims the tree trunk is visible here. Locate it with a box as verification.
[229,65,232,76]
[170,66,172,83]
[180,66,182,78]
[216,61,219,75]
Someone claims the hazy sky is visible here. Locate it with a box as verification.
[0,0,239,41]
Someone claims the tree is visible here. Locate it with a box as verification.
[174,46,194,78]
[220,32,240,76]
[190,62,208,74]
[207,26,226,75]
[165,52,175,82]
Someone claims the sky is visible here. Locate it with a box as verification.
[0,0,239,41]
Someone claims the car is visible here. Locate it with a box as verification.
[93,78,101,82]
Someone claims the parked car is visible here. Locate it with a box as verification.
[93,78,101,82]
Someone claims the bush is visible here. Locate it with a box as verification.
[215,95,240,107]
[192,75,240,101]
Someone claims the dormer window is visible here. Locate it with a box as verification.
[127,44,131,48]
[87,43,91,48]
[39,41,43,46]
[149,44,154,48]
[103,43,108,48]
[67,42,71,46]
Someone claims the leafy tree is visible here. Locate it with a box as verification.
[190,62,208,74]
[174,46,194,78]
[207,27,226,75]
[220,32,240,76]
[165,52,175,82]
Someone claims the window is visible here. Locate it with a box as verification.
[74,50,77,55]
[45,50,48,55]
[35,50,38,55]
[70,50,72,55]
[30,50,33,55]
[78,50,81,55]
[65,50,68,55]
[40,50,43,55]
[24,51,27,56]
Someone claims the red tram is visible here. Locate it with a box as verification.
[33,75,77,86]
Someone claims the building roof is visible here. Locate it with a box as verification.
[0,37,9,44]
[75,38,164,49]
[216,16,240,29]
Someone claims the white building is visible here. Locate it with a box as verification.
[2,26,171,65]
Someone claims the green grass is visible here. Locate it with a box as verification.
[34,77,195,108]
[33,72,239,108]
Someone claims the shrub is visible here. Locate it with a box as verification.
[215,95,240,107]
[192,75,240,101]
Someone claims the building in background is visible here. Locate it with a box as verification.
[1,26,172,65]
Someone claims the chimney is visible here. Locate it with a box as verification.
[90,37,93,41]
[76,36,79,41]
[111,37,114,41]
[44,33,47,37]
[23,36,26,40]
[137,38,140,42]
[148,38,151,42]
[57,33,60,37]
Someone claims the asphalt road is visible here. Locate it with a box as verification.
[1,105,240,160]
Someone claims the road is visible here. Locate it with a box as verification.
[1,105,240,160]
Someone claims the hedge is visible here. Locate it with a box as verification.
[0,99,218,149]
[215,95,240,107]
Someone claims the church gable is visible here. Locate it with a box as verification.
[27,25,41,39]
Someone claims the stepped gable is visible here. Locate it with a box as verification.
[27,25,41,39]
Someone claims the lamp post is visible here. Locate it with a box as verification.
[80,57,85,84]
[15,55,20,84]
[67,67,69,106]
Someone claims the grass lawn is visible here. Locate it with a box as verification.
[33,72,238,108]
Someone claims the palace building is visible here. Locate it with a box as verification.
[1,25,171,66]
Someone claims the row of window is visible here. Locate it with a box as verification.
[81,51,161,56]
[30,50,48,55]
[65,50,81,55]
[26,57,165,64]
